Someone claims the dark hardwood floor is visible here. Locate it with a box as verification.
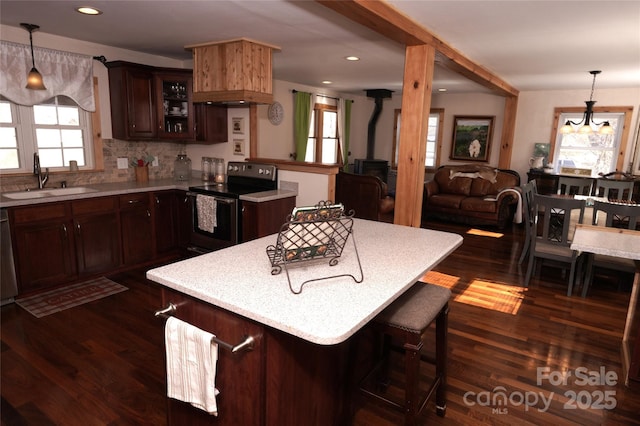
[2,219,639,425]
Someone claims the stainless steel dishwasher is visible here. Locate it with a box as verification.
[1,208,18,305]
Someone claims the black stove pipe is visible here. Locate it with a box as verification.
[365,89,393,160]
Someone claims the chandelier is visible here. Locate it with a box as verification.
[559,70,613,135]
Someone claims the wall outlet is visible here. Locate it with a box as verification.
[152,156,159,167]
[117,158,128,169]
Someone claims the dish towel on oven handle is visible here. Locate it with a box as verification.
[196,194,217,233]
[165,316,220,415]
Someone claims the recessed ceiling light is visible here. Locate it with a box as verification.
[322,80,332,85]
[438,88,448,92]
[345,56,360,61]
[75,6,102,15]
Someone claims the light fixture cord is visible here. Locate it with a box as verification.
[28,29,36,69]
[589,72,597,102]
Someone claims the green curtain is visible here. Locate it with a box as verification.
[341,99,353,171]
[293,91,312,161]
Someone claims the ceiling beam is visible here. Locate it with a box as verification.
[317,0,519,97]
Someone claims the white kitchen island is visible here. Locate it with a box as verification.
[147,218,462,425]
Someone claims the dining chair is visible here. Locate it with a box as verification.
[518,180,537,264]
[581,200,640,297]
[524,194,586,296]
[557,176,593,196]
[594,178,635,201]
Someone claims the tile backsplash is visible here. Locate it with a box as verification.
[0,138,185,192]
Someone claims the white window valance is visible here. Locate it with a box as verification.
[0,41,95,111]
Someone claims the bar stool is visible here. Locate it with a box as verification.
[360,282,451,425]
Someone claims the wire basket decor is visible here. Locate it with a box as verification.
[266,201,363,294]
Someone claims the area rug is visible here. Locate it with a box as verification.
[16,277,128,318]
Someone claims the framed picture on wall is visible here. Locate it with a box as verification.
[232,117,244,135]
[450,116,495,162]
[233,139,245,156]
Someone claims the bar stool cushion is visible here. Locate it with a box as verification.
[376,283,451,332]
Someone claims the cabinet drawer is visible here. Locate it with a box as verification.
[11,202,68,225]
[72,196,118,215]
[119,193,150,209]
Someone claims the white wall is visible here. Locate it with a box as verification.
[254,79,375,164]
[512,87,640,181]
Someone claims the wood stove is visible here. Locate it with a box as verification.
[353,89,393,182]
[354,159,389,182]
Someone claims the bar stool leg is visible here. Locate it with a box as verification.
[403,336,423,425]
[435,303,448,416]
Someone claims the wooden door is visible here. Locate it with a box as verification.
[194,104,228,144]
[10,202,76,292]
[153,191,178,255]
[73,197,121,275]
[120,193,153,265]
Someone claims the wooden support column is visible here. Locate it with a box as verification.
[498,95,518,169]
[249,104,258,158]
[394,44,435,227]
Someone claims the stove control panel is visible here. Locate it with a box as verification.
[227,162,277,182]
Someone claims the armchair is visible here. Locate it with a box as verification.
[335,171,395,222]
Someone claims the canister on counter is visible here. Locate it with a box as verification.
[174,154,191,181]
[201,157,212,181]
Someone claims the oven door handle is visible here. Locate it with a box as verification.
[186,192,236,205]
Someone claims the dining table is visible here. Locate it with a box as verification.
[571,224,640,385]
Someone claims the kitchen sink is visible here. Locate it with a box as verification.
[2,187,98,200]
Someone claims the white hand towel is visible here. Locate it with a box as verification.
[165,316,219,415]
[196,194,217,233]
[484,188,523,224]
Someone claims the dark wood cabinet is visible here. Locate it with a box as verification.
[107,61,157,140]
[161,288,265,425]
[72,197,121,275]
[153,191,178,255]
[194,103,228,143]
[155,72,195,140]
[10,202,76,293]
[527,169,559,195]
[107,61,228,142]
[241,197,296,242]
[119,193,153,265]
[175,190,191,250]
[160,286,350,425]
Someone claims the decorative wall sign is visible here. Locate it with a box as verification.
[450,116,494,162]
[232,117,244,135]
[233,139,245,155]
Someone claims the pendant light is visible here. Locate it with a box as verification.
[559,70,612,135]
[20,23,46,90]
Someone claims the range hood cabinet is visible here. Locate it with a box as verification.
[186,38,280,105]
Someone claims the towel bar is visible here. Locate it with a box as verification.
[155,303,255,354]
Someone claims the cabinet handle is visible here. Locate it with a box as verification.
[128,199,140,204]
[62,223,68,239]
[76,222,81,236]
[146,209,151,218]
[155,196,160,205]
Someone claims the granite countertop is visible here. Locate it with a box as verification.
[571,224,640,260]
[0,179,296,208]
[146,219,463,345]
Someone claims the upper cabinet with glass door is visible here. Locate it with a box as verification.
[155,71,194,140]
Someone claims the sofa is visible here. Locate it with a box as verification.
[335,171,395,222]
[423,164,520,228]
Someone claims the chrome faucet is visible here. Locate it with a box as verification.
[33,153,49,189]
